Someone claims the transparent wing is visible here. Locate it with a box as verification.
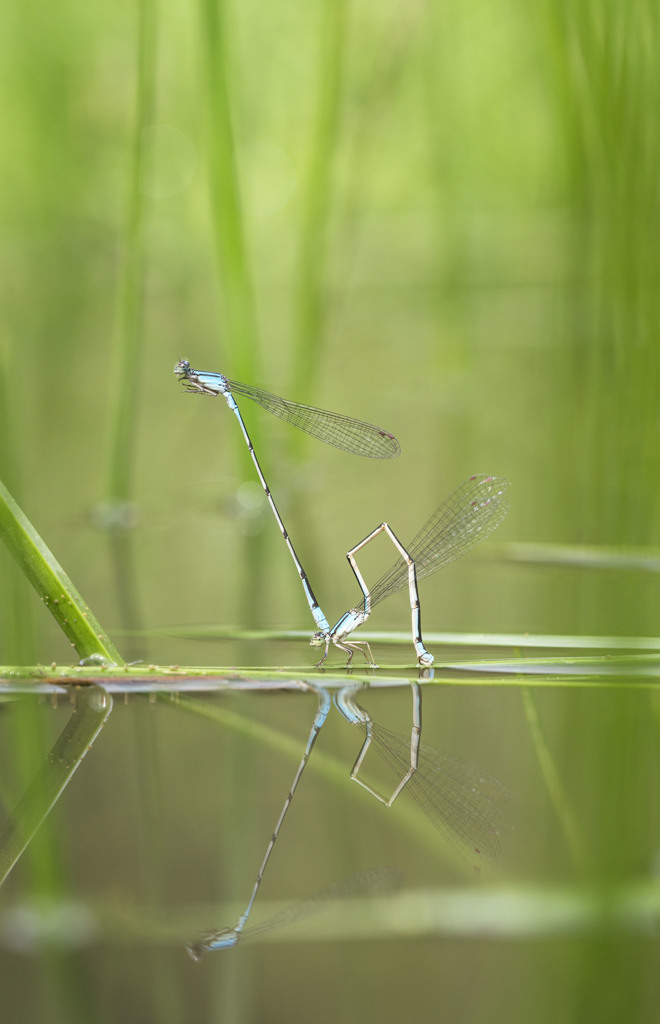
[367,475,509,608]
[227,378,400,459]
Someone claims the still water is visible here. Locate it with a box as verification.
[1,654,658,1024]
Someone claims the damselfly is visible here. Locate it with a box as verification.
[175,359,399,640]
[311,474,509,667]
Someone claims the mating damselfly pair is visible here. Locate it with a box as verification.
[174,360,510,957]
[174,359,509,668]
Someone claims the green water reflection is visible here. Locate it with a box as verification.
[0,674,658,1023]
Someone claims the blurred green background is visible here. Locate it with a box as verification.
[1,0,660,1021]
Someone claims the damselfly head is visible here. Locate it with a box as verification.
[310,631,326,647]
[174,359,191,377]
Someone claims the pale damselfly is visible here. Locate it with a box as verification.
[311,474,509,667]
[174,359,399,641]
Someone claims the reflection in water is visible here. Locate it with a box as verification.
[187,687,332,954]
[188,680,508,955]
[336,683,509,872]
[187,866,404,959]
[0,687,113,888]
[0,899,98,954]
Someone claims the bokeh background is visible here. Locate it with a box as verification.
[1,0,660,1022]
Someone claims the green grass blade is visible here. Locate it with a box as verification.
[106,0,157,503]
[198,0,259,389]
[0,478,123,664]
[291,0,348,410]
[101,0,158,659]
[197,0,268,632]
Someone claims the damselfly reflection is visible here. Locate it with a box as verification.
[186,687,331,956]
[335,683,509,872]
[187,866,403,959]
[187,682,507,956]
